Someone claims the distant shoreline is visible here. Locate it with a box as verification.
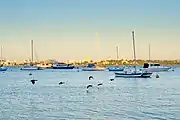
[1,59,180,66]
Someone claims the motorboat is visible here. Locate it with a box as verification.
[81,63,105,71]
[52,62,75,69]
[140,63,171,72]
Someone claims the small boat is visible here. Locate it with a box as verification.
[107,66,124,71]
[115,31,152,78]
[52,62,75,69]
[81,63,105,71]
[0,66,7,71]
[20,63,42,70]
[140,45,171,72]
[21,40,42,71]
[140,63,171,72]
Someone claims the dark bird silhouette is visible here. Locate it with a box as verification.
[110,78,114,81]
[89,76,94,80]
[30,79,38,85]
[59,82,65,85]
[86,84,93,93]
[156,74,160,78]
[97,83,103,86]
[87,84,93,89]
[29,73,32,75]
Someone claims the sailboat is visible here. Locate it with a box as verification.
[107,46,124,71]
[20,40,42,70]
[115,31,152,78]
[140,44,171,72]
[0,46,8,71]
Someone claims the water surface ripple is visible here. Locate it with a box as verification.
[0,67,180,119]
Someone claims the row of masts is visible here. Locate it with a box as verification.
[1,40,35,63]
[1,34,151,63]
[115,35,151,62]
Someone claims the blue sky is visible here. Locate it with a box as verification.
[0,0,180,61]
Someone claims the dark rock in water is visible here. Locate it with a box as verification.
[29,73,32,75]
[30,79,38,84]
[89,76,93,80]
[59,82,65,85]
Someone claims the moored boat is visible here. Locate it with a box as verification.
[20,40,43,71]
[140,63,171,72]
[52,62,75,69]
[0,66,7,71]
[115,31,152,78]
[81,63,105,71]
[20,63,42,70]
[107,65,124,71]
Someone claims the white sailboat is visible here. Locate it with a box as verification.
[107,46,124,71]
[140,44,171,72]
[115,31,152,78]
[21,40,42,70]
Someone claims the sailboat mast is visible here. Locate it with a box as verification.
[148,44,151,62]
[0,46,2,59]
[132,31,136,72]
[31,40,33,62]
[116,46,119,60]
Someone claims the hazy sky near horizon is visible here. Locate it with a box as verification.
[0,0,180,61]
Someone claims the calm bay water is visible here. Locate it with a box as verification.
[0,66,180,120]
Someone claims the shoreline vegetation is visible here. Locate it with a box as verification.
[1,59,180,66]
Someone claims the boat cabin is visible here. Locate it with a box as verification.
[143,63,160,68]
[54,62,73,66]
[87,63,96,68]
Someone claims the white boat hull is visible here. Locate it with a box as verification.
[81,67,105,71]
[20,66,42,70]
[115,72,152,78]
[141,67,171,72]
